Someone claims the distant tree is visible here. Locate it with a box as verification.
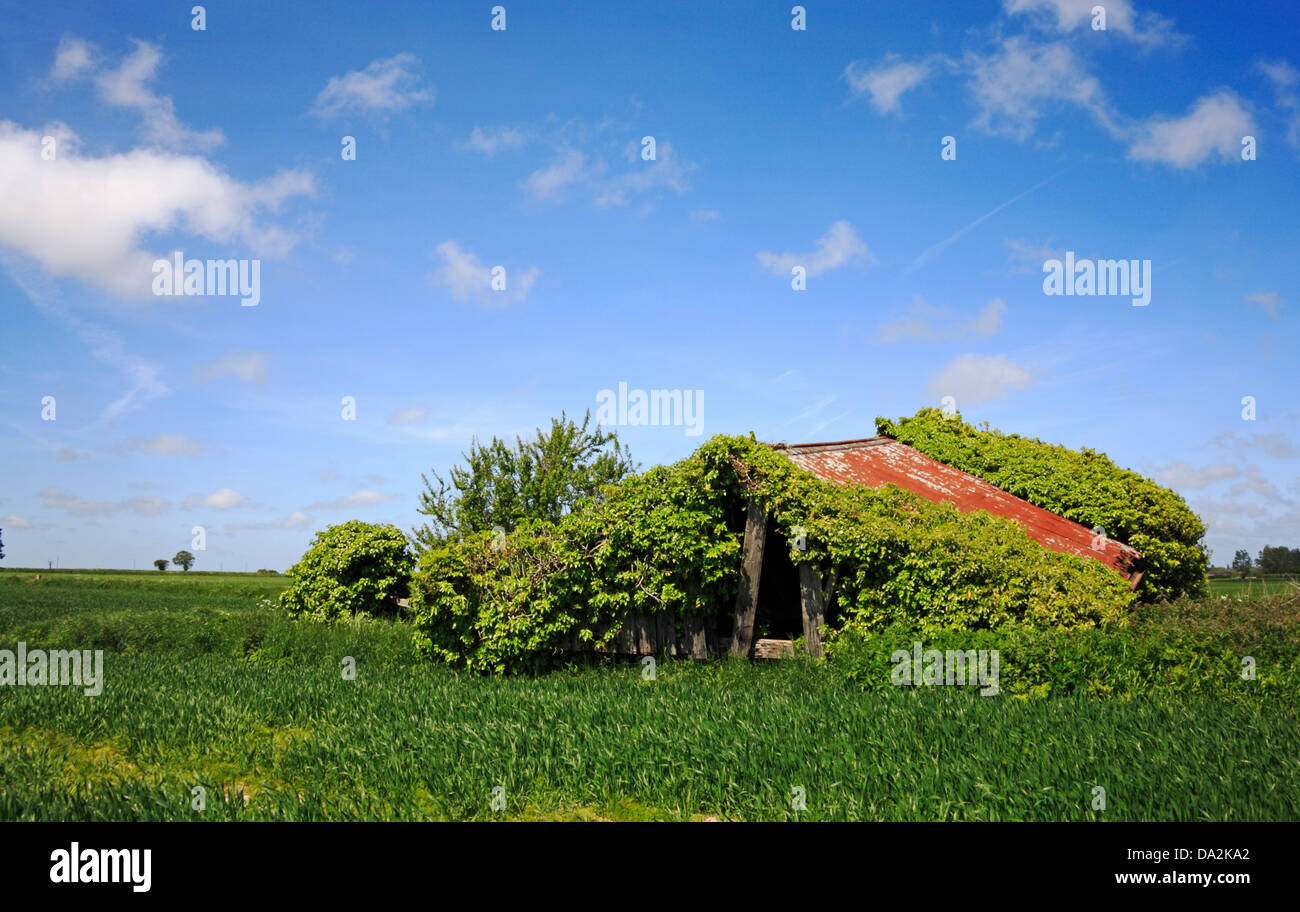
[413,410,637,550]
[0,527,4,561]
[154,559,169,572]
[1256,545,1300,574]
[172,550,196,571]
[1231,549,1253,579]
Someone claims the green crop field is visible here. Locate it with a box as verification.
[1,568,1298,821]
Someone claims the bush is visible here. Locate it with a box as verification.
[876,408,1208,602]
[279,521,414,622]
[411,435,1135,673]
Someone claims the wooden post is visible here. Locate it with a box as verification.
[797,562,825,658]
[730,498,767,657]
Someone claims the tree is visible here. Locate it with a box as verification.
[172,550,196,571]
[154,559,169,572]
[413,410,637,550]
[1231,549,1253,579]
[0,527,4,562]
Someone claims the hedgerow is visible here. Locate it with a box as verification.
[875,408,1208,602]
[411,435,1135,673]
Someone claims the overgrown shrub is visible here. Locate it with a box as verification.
[412,435,1135,673]
[876,408,1208,602]
[279,521,413,622]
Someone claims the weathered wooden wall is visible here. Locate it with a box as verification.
[556,498,828,660]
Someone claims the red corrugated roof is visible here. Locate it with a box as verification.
[771,436,1142,585]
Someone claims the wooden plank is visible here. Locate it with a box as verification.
[729,498,768,657]
[637,613,654,654]
[754,638,794,659]
[797,562,826,658]
[684,614,708,659]
[657,611,676,656]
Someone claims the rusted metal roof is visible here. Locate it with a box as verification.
[771,436,1143,586]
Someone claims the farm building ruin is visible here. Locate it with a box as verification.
[570,434,1143,661]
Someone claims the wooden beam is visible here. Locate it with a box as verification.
[730,498,768,657]
[797,562,826,658]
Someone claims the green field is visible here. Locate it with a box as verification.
[1209,574,1299,598]
[1,568,1298,821]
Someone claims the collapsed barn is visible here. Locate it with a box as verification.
[556,435,1144,660]
[410,416,1200,673]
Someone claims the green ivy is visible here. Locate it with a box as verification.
[876,408,1208,602]
[411,435,1136,673]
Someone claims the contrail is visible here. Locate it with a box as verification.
[906,169,1067,274]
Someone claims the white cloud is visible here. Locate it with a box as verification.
[757,220,874,278]
[1004,0,1177,47]
[1257,59,1300,149]
[226,510,313,532]
[0,121,313,300]
[196,351,269,385]
[1156,461,1240,490]
[1213,431,1299,459]
[94,41,224,150]
[463,125,531,156]
[691,208,721,222]
[431,240,538,308]
[1004,237,1067,274]
[124,433,205,456]
[926,353,1039,404]
[1127,91,1256,169]
[388,407,428,426]
[965,38,1120,141]
[310,53,433,119]
[845,55,934,114]
[595,141,693,206]
[125,495,169,516]
[874,296,1006,343]
[183,487,247,510]
[2,515,34,528]
[50,36,93,81]
[523,149,588,201]
[307,490,395,510]
[39,486,169,516]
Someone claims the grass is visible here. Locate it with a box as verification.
[0,568,1297,821]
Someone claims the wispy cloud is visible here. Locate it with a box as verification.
[310,53,433,119]
[430,240,538,308]
[926,353,1041,405]
[874,297,1006,343]
[196,351,269,385]
[844,54,936,114]
[757,220,873,278]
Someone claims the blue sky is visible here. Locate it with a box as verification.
[1,0,1297,571]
